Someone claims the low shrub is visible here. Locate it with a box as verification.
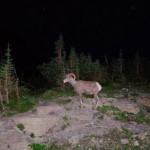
[7,96,38,113]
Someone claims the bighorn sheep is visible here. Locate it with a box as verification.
[63,73,102,109]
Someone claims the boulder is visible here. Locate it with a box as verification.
[14,116,59,136]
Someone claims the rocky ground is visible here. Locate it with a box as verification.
[0,88,150,150]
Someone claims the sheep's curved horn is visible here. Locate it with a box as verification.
[69,73,76,80]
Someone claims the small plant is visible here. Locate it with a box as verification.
[61,115,70,130]
[42,90,59,99]
[17,123,25,131]
[29,143,46,150]
[97,105,119,114]
[5,111,16,116]
[55,99,71,105]
[135,113,150,125]
[30,132,35,138]
[61,124,68,130]
[114,111,129,121]
[97,114,104,120]
[62,115,69,122]
[122,127,133,138]
[29,142,65,150]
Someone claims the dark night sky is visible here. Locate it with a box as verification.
[0,0,150,74]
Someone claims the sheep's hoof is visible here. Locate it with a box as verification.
[79,105,82,109]
[92,105,97,110]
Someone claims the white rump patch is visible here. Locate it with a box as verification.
[96,82,102,91]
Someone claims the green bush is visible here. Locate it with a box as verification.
[29,142,65,150]
[29,143,46,150]
[97,105,150,125]
[7,96,38,113]
[17,123,25,131]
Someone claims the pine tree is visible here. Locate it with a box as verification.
[0,44,13,103]
[0,43,19,105]
[78,53,93,80]
[133,52,140,79]
[68,47,79,78]
[0,79,5,110]
[109,49,125,83]
[54,33,64,64]
[92,59,101,80]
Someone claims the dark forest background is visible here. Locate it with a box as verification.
[0,33,150,112]
[28,34,150,89]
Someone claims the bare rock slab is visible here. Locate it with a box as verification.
[14,116,59,136]
[0,129,30,150]
[36,105,62,116]
[112,99,140,114]
[137,97,150,107]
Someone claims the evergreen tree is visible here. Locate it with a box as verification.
[54,33,64,64]
[109,49,125,83]
[68,47,79,78]
[38,59,64,87]
[0,44,14,103]
[0,43,19,106]
[38,34,66,88]
[78,53,93,80]
[0,79,5,110]
[91,59,101,81]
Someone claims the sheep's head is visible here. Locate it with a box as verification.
[63,73,76,83]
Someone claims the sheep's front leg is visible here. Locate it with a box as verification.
[77,94,83,108]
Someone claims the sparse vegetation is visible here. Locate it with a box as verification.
[7,96,38,113]
[17,123,25,131]
[97,105,150,125]
[29,143,46,150]
[97,114,104,120]
[55,99,71,105]
[62,115,69,122]
[30,133,35,138]
[100,128,150,150]
[41,88,74,100]
[97,105,119,114]
[29,142,65,150]
[61,115,70,130]
[61,124,68,130]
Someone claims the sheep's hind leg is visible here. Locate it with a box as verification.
[80,99,83,108]
[93,94,99,110]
